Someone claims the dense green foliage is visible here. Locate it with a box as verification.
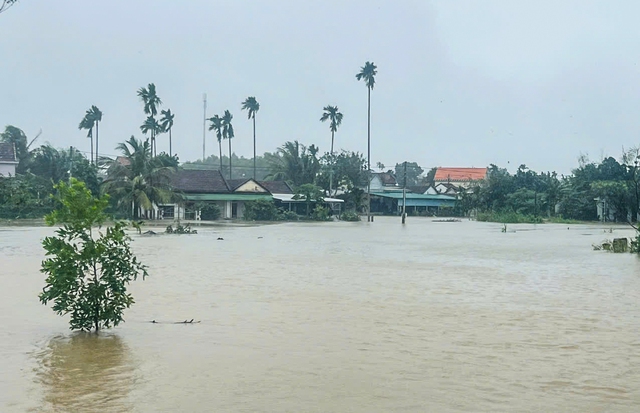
[195,202,221,220]
[39,179,148,332]
[294,183,325,216]
[311,205,332,221]
[243,199,282,221]
[266,141,321,188]
[462,153,640,223]
[395,162,424,186]
[316,151,368,196]
[102,136,177,219]
[476,211,543,224]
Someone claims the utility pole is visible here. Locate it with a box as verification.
[402,161,407,224]
[202,93,207,161]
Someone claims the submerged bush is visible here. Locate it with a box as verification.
[340,211,360,221]
[311,205,332,221]
[476,211,543,224]
[280,210,300,221]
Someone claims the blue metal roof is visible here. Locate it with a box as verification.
[370,192,456,207]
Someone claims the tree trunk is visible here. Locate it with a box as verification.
[228,137,232,180]
[253,116,256,180]
[367,87,371,222]
[169,129,172,156]
[331,130,334,155]
[95,121,99,167]
[218,140,223,174]
[93,263,100,332]
[90,127,94,165]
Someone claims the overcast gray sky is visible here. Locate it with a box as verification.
[2,0,640,175]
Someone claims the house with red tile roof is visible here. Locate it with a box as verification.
[433,167,487,190]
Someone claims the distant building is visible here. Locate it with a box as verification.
[0,142,18,177]
[164,169,273,219]
[367,171,399,192]
[433,167,487,188]
[158,168,342,220]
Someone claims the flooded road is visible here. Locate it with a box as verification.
[1,217,640,412]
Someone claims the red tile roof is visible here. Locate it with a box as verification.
[434,167,487,182]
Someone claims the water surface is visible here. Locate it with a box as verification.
[1,218,639,412]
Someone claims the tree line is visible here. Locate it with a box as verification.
[460,151,640,223]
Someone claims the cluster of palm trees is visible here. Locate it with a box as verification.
[207,96,260,180]
[316,61,377,218]
[137,83,175,157]
[102,136,177,219]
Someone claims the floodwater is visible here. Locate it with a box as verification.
[1,217,640,412]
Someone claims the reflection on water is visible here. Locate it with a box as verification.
[32,333,136,413]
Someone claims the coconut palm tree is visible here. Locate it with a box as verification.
[241,97,260,179]
[137,83,162,116]
[222,110,234,179]
[356,61,377,221]
[160,109,175,156]
[137,83,162,156]
[208,114,224,173]
[89,106,103,165]
[320,105,343,155]
[102,136,176,219]
[78,110,95,164]
[140,116,162,157]
[0,0,18,14]
[266,141,320,189]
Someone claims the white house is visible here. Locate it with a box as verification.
[367,171,399,192]
[0,142,18,177]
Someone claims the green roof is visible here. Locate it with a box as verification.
[182,194,273,201]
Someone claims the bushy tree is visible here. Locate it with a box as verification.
[39,179,148,332]
[395,161,424,186]
[243,199,281,221]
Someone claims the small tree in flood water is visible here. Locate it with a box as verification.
[39,179,148,332]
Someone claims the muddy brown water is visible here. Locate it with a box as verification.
[1,218,640,412]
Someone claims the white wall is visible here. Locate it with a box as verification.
[0,163,16,177]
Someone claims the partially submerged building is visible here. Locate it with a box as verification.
[160,168,342,220]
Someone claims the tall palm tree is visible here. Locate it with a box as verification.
[241,97,260,179]
[222,110,234,179]
[137,83,162,156]
[320,105,343,155]
[140,116,162,157]
[89,106,102,165]
[356,61,377,221]
[78,109,95,164]
[160,109,175,156]
[137,83,162,116]
[208,114,224,173]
